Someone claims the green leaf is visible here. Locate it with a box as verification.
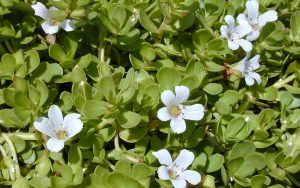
[132,163,155,180]
[0,53,15,79]
[115,160,132,175]
[119,126,147,143]
[203,83,223,95]
[82,100,107,118]
[206,153,224,173]
[116,111,142,129]
[139,10,158,33]
[290,10,300,42]
[71,66,87,83]
[49,44,67,62]
[156,67,181,90]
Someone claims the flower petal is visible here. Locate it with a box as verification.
[171,179,186,188]
[31,2,49,20]
[245,75,255,86]
[247,30,260,41]
[41,21,59,34]
[48,105,63,127]
[220,25,228,38]
[34,117,55,137]
[63,113,83,139]
[236,39,252,52]
[60,19,75,32]
[179,170,201,185]
[152,149,173,166]
[246,0,259,21]
[258,10,278,28]
[157,166,171,180]
[224,15,235,31]
[46,138,65,152]
[173,149,195,172]
[175,86,189,104]
[228,40,239,50]
[237,13,249,26]
[170,118,186,134]
[183,104,204,121]
[161,90,176,106]
[248,72,262,84]
[157,107,172,121]
[235,24,252,37]
[249,55,260,70]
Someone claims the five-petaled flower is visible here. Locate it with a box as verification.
[31,2,75,34]
[234,52,261,86]
[157,86,204,134]
[237,0,278,41]
[220,15,252,52]
[34,105,83,152]
[152,149,201,188]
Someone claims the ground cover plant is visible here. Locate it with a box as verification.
[0,0,300,187]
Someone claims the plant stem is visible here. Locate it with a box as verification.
[273,74,296,88]
[0,133,41,144]
[4,41,15,54]
[95,118,115,130]
[2,133,21,178]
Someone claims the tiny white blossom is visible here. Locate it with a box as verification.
[157,86,204,134]
[152,149,201,188]
[234,52,261,86]
[31,2,75,34]
[237,0,278,41]
[34,105,83,152]
[220,15,253,52]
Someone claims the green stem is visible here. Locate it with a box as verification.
[0,42,7,54]
[0,133,41,144]
[2,133,21,178]
[273,74,296,88]
[0,144,7,157]
[114,134,122,151]
[287,173,300,187]
[95,118,115,130]
[103,159,115,170]
[206,75,224,83]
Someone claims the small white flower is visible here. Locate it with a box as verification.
[237,0,278,41]
[31,2,75,34]
[34,105,83,152]
[234,52,261,86]
[220,15,253,52]
[157,86,204,134]
[152,149,201,188]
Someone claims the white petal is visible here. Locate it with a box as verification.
[46,138,65,152]
[161,90,176,106]
[248,72,262,84]
[157,166,171,180]
[224,15,235,31]
[171,179,186,188]
[31,2,49,20]
[34,117,55,138]
[157,107,172,121]
[228,40,239,50]
[60,19,75,32]
[183,104,204,121]
[173,149,195,172]
[175,86,189,104]
[41,21,59,34]
[236,39,252,52]
[258,10,278,28]
[246,0,259,21]
[235,24,252,37]
[237,14,249,26]
[245,75,255,86]
[63,113,83,139]
[249,55,260,70]
[179,170,201,185]
[170,118,186,134]
[152,149,173,166]
[247,30,260,41]
[48,105,63,127]
[220,25,228,38]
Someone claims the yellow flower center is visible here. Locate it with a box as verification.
[168,168,178,179]
[56,130,67,140]
[169,106,181,116]
[49,19,59,26]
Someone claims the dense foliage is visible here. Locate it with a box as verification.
[0,0,300,187]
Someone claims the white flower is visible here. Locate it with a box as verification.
[31,2,75,34]
[220,15,253,52]
[237,0,278,41]
[34,105,83,152]
[234,52,261,86]
[157,86,204,134]
[152,149,201,188]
